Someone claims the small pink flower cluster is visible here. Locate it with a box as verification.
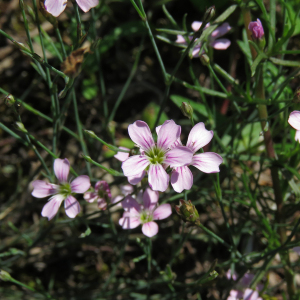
[115,120,223,193]
[176,21,231,58]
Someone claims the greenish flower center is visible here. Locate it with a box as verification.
[146,146,166,165]
[58,182,72,198]
[140,210,153,224]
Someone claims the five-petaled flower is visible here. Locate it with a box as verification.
[44,0,99,17]
[32,158,90,220]
[288,110,300,142]
[176,21,231,58]
[121,120,193,192]
[248,19,264,40]
[119,187,172,237]
[169,122,223,193]
[84,180,111,210]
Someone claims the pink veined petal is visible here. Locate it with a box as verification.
[192,152,223,173]
[164,146,193,168]
[156,125,182,150]
[54,158,70,183]
[192,46,201,58]
[142,221,159,237]
[114,147,130,162]
[121,195,141,212]
[191,21,203,32]
[119,212,141,229]
[44,0,67,17]
[186,122,214,153]
[128,170,146,185]
[41,194,65,221]
[153,204,172,220]
[157,120,181,151]
[211,22,231,39]
[71,175,91,193]
[121,184,134,196]
[143,188,159,210]
[83,191,98,203]
[64,195,81,218]
[32,180,58,198]
[128,120,155,152]
[175,35,186,44]
[111,195,123,207]
[288,111,300,130]
[136,190,143,204]
[210,38,231,50]
[97,199,107,210]
[171,166,193,193]
[148,164,169,192]
[243,289,260,300]
[122,155,150,177]
[295,130,300,142]
[76,0,99,12]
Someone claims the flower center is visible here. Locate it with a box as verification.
[140,210,153,224]
[58,182,72,198]
[146,146,166,165]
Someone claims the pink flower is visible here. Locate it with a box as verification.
[44,0,99,17]
[84,181,111,210]
[288,110,300,142]
[111,184,134,207]
[176,21,231,58]
[248,19,264,40]
[32,158,90,220]
[114,147,130,162]
[169,122,223,193]
[121,120,193,192]
[119,187,172,237]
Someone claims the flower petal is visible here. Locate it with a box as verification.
[32,180,58,198]
[119,212,141,229]
[111,195,123,207]
[186,122,214,153]
[54,158,70,183]
[288,110,300,130]
[41,194,64,220]
[71,175,91,193]
[210,38,231,50]
[153,204,172,220]
[243,289,260,300]
[142,221,159,237]
[157,120,181,151]
[83,192,98,203]
[175,35,186,44]
[192,152,223,173]
[76,0,99,12]
[164,146,193,168]
[128,120,155,152]
[211,22,231,39]
[191,21,203,32]
[44,0,67,17]
[143,188,159,210]
[128,170,146,185]
[114,147,130,162]
[121,195,141,212]
[64,195,81,218]
[171,166,193,193]
[148,164,169,192]
[122,155,149,177]
[121,184,134,196]
[192,46,201,58]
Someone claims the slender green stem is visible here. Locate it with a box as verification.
[147,237,152,300]
[55,27,67,60]
[73,2,82,48]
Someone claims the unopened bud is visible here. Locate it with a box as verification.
[203,6,215,23]
[0,270,12,281]
[180,102,193,119]
[248,19,265,50]
[14,122,28,133]
[200,53,210,66]
[12,41,30,52]
[175,199,200,225]
[4,94,16,107]
[84,130,97,138]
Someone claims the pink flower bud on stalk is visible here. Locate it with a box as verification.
[3,94,15,107]
[248,19,265,49]
[200,53,210,66]
[175,199,200,225]
[0,270,12,281]
[203,6,216,24]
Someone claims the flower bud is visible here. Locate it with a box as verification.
[200,53,210,66]
[248,19,265,49]
[4,94,16,107]
[180,102,193,120]
[203,6,215,23]
[84,130,97,138]
[0,270,12,282]
[14,122,28,133]
[175,199,200,225]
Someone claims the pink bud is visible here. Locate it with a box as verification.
[248,19,264,40]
